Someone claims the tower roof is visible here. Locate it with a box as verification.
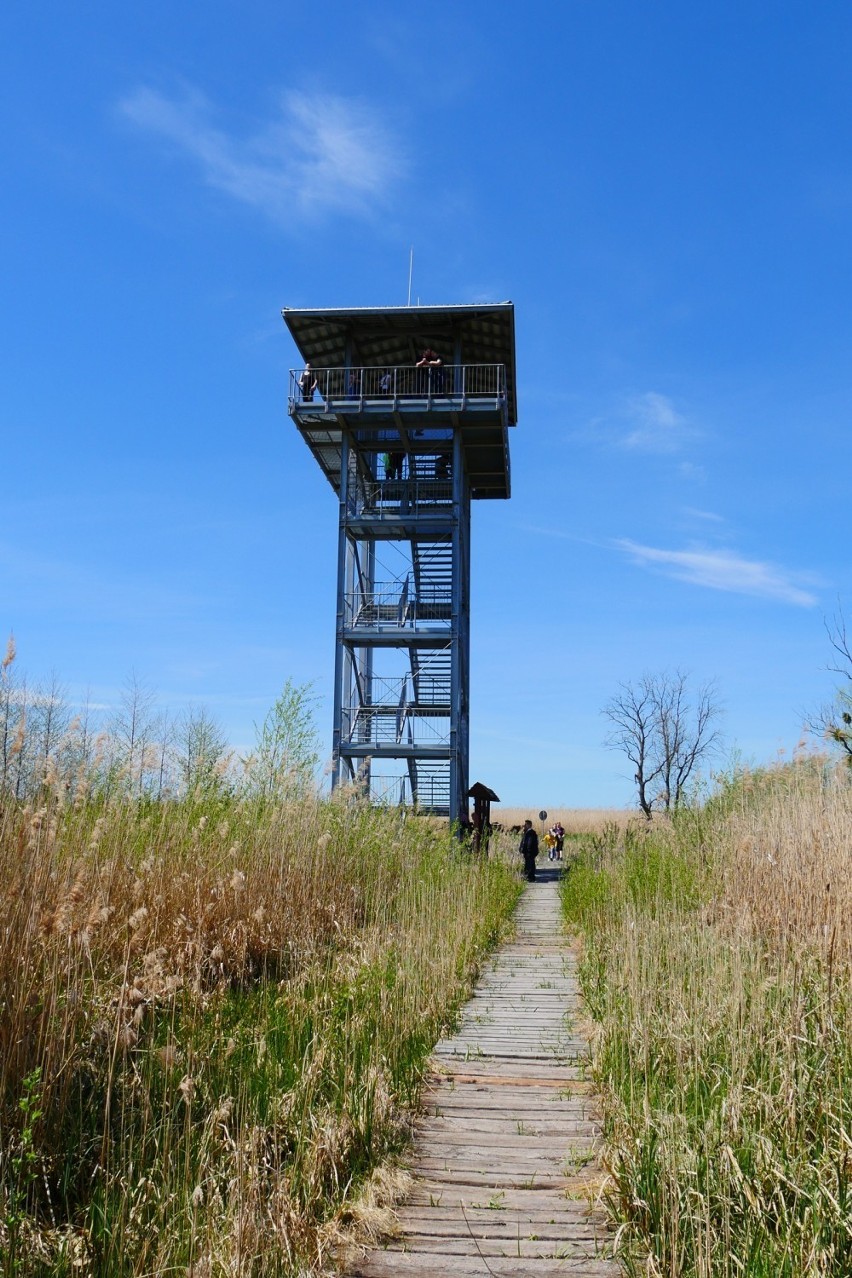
[282,302,517,425]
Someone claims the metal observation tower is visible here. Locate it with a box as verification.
[283,303,516,823]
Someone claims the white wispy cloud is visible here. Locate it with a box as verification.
[118,85,404,224]
[681,507,725,523]
[615,539,819,607]
[622,391,689,453]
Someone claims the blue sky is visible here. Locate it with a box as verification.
[3,1,851,806]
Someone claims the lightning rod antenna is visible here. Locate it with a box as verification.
[407,247,414,306]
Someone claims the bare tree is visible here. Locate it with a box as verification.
[30,672,70,789]
[2,677,33,801]
[0,637,24,797]
[153,710,175,800]
[603,671,722,817]
[63,691,98,798]
[110,672,157,797]
[602,675,665,818]
[811,609,852,763]
[654,671,722,810]
[174,707,229,796]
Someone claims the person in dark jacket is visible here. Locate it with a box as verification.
[519,819,539,882]
[298,363,317,401]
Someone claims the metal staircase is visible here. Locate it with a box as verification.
[411,539,453,621]
[408,759,451,813]
[332,466,460,816]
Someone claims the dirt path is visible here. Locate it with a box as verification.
[347,866,620,1276]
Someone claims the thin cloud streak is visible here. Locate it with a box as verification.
[622,391,689,453]
[681,506,724,523]
[615,539,819,607]
[118,85,404,224]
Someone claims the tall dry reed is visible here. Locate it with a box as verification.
[562,758,852,1277]
[0,789,519,1275]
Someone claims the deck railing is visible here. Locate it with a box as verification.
[345,707,451,748]
[350,477,454,517]
[345,580,452,629]
[342,670,451,748]
[360,770,451,810]
[290,363,506,406]
[343,671,451,712]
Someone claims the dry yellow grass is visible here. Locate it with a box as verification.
[562,756,852,1276]
[492,806,635,833]
[0,791,520,1274]
[716,759,852,965]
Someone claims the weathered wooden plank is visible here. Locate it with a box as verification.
[421,1094,591,1112]
[400,1206,601,1226]
[405,1187,607,1212]
[380,1238,610,1258]
[434,1049,586,1061]
[420,1110,586,1125]
[414,1131,598,1150]
[422,1098,590,1112]
[413,1146,588,1164]
[355,1256,617,1277]
[405,1168,578,1190]
[434,1079,589,1091]
[397,1224,603,1243]
[416,1128,598,1146]
[420,1100,594,1116]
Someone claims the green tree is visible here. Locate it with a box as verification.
[245,680,320,801]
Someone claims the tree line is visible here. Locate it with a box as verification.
[0,638,320,805]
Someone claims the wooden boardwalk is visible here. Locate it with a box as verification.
[348,866,620,1277]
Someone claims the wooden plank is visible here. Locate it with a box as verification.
[421,1094,590,1112]
[415,1131,598,1149]
[400,1206,601,1225]
[355,1257,617,1277]
[380,1238,610,1258]
[410,1168,587,1188]
[405,1187,608,1212]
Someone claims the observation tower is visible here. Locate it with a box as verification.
[283,303,516,823]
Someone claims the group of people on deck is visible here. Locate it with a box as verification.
[297,349,445,403]
[518,819,565,882]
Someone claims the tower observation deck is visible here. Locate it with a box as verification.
[283,302,516,823]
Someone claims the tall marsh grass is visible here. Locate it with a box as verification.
[561,761,852,1277]
[0,790,520,1275]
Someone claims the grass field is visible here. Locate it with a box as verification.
[493,806,635,832]
[0,791,520,1275]
[5,645,850,1277]
[561,757,852,1277]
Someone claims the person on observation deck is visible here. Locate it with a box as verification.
[416,347,444,392]
[519,819,539,882]
[298,364,316,401]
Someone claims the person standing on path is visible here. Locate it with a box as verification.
[519,819,539,882]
